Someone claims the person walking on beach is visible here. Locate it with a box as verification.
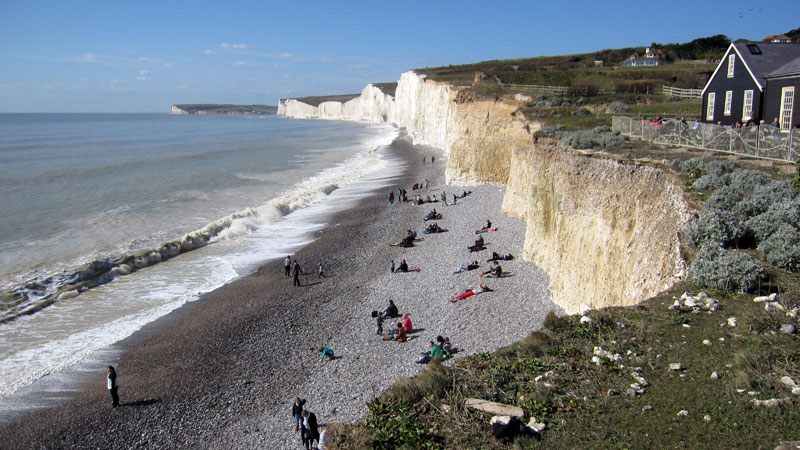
[284,256,292,278]
[431,155,435,164]
[293,260,303,287]
[107,365,119,407]
[292,397,306,431]
[301,408,320,449]
[388,190,394,204]
[317,263,326,279]
[422,156,426,165]
[442,190,447,206]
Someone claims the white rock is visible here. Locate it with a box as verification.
[526,417,546,433]
[702,339,712,346]
[780,376,797,387]
[727,317,737,327]
[703,414,712,422]
[591,356,602,365]
[792,387,800,396]
[753,295,771,303]
[697,292,709,299]
[682,324,692,329]
[580,315,592,324]
[769,293,778,301]
[719,337,725,342]
[669,363,684,371]
[684,298,697,308]
[710,372,719,380]
[677,410,689,416]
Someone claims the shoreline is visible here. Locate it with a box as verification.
[0,135,559,448]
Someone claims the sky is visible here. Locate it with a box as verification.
[1,1,798,112]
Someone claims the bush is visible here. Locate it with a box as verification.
[680,157,734,177]
[690,245,767,292]
[692,173,726,191]
[682,208,744,248]
[608,101,630,114]
[561,130,625,149]
[757,224,800,271]
[734,180,796,218]
[744,199,800,242]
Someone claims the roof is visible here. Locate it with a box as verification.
[767,55,800,78]
[764,34,791,41]
[732,42,800,87]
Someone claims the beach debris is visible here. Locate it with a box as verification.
[642,405,653,412]
[727,317,738,327]
[466,398,524,417]
[677,410,689,417]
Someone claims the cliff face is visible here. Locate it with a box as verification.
[502,140,689,313]
[278,72,691,312]
[171,105,188,114]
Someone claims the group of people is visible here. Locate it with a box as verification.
[416,335,454,364]
[283,256,326,286]
[424,208,441,221]
[423,222,447,234]
[292,398,327,449]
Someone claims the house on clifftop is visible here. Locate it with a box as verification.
[701,42,800,126]
[622,47,669,67]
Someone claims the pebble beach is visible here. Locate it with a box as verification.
[0,135,560,449]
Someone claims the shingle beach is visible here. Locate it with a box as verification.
[0,134,560,449]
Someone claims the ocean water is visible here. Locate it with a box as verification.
[0,113,402,401]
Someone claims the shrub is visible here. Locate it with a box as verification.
[744,199,800,242]
[757,224,800,271]
[608,101,630,114]
[680,157,734,177]
[561,129,625,149]
[734,180,796,218]
[690,245,766,292]
[593,125,612,133]
[681,208,744,248]
[692,173,726,191]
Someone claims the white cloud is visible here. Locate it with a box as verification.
[220,43,249,50]
[82,52,97,62]
[139,56,173,67]
[279,53,294,58]
[320,57,335,63]
[135,70,151,81]
[204,49,218,55]
[233,61,249,66]
[350,64,371,70]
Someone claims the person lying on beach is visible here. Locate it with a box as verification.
[424,209,441,221]
[423,222,448,234]
[451,284,493,302]
[319,347,335,361]
[487,252,514,261]
[455,260,480,273]
[416,340,445,364]
[390,237,414,248]
[480,261,503,278]
[459,190,472,198]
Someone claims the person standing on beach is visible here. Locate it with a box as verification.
[293,260,303,287]
[317,263,325,279]
[422,156,426,165]
[431,155,435,164]
[107,365,119,407]
[292,397,306,432]
[301,408,320,449]
[388,190,394,204]
[284,256,291,278]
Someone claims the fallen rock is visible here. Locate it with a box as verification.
[669,363,684,371]
[710,371,719,380]
[702,339,712,346]
[793,387,800,396]
[677,410,689,416]
[780,376,797,388]
[779,324,796,334]
[526,417,546,433]
[727,317,738,327]
[642,405,653,412]
[704,414,712,422]
[751,397,791,407]
[467,399,524,417]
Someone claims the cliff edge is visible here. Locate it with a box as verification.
[278,72,691,312]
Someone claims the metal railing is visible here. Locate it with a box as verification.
[661,85,703,98]
[612,116,800,163]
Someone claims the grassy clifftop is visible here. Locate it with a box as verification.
[172,104,277,114]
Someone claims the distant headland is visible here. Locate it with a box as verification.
[170,104,277,115]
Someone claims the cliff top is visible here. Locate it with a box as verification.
[172,104,277,114]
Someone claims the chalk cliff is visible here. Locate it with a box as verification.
[278,72,691,312]
[502,140,689,313]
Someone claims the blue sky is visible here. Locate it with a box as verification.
[1,1,798,112]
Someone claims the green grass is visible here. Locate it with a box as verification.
[292,94,361,107]
[331,273,800,449]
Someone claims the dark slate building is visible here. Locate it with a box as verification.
[701,42,800,126]
[764,56,800,129]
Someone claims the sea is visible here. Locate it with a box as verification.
[0,113,402,416]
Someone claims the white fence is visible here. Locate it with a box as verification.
[612,116,800,163]
[661,85,702,99]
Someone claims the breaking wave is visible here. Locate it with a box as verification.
[0,133,395,324]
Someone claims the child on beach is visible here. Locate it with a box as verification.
[319,347,334,361]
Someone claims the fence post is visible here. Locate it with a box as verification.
[755,125,760,158]
[789,130,795,162]
[729,129,733,154]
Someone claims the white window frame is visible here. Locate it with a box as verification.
[727,54,735,78]
[706,92,716,121]
[780,86,795,129]
[724,90,733,116]
[742,90,753,121]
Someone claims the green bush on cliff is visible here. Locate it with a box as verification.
[690,245,766,292]
[682,208,744,248]
[757,224,800,272]
[745,199,800,242]
[560,129,625,149]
